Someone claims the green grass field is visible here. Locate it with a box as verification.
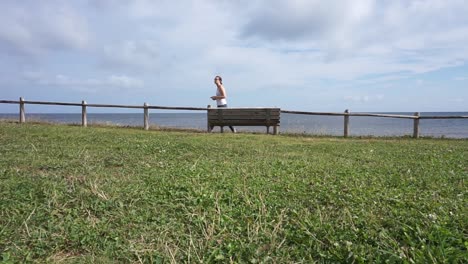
[0,122,467,263]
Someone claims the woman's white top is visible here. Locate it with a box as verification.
[216,87,227,106]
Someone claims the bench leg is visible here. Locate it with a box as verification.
[273,126,279,135]
[266,126,270,134]
[220,126,224,133]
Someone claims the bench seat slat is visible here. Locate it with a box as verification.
[208,113,280,118]
[208,112,280,116]
[210,116,279,120]
[209,120,280,124]
[209,123,280,126]
[208,108,280,111]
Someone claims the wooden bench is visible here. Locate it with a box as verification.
[207,107,280,134]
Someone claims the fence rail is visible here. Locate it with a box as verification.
[281,110,422,119]
[0,100,208,110]
[1,98,467,138]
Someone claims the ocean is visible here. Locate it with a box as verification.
[1,112,467,138]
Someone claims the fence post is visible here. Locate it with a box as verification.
[19,97,25,123]
[413,112,420,138]
[344,109,350,138]
[82,100,87,127]
[207,105,212,132]
[144,102,149,130]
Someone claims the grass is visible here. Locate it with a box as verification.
[0,122,467,263]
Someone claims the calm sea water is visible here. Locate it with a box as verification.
[1,112,467,138]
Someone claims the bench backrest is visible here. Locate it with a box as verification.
[208,108,280,126]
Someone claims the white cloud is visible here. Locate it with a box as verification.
[101,40,160,70]
[449,98,465,103]
[90,0,179,19]
[142,0,468,88]
[344,94,384,103]
[108,75,144,88]
[8,0,466,83]
[0,0,90,56]
[242,0,374,44]
[31,74,144,92]
[236,0,468,72]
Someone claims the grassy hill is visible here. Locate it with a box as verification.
[0,122,466,263]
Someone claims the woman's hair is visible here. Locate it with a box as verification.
[215,75,223,84]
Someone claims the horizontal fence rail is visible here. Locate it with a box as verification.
[419,115,468,119]
[1,98,467,138]
[281,110,425,119]
[0,100,209,110]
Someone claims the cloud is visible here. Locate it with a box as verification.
[89,0,188,21]
[107,75,144,88]
[242,0,374,42]
[237,0,468,68]
[27,73,144,92]
[0,0,90,57]
[101,40,160,70]
[344,94,384,103]
[449,98,465,103]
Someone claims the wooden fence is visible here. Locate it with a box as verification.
[1,97,467,138]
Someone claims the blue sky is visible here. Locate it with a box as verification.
[1,0,467,113]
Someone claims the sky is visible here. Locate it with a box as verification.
[1,0,467,113]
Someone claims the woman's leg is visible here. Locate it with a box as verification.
[218,104,236,133]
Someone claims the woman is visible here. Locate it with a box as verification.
[211,75,236,133]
